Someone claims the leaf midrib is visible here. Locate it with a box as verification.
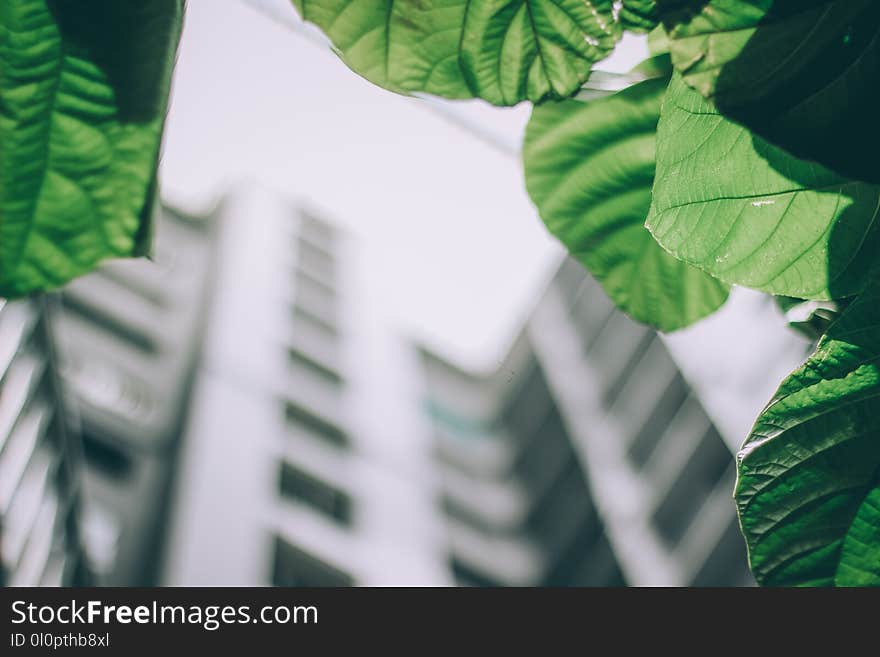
[9,6,64,282]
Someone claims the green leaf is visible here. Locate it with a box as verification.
[662,0,880,184]
[460,0,622,104]
[646,23,669,55]
[647,73,880,300]
[292,0,623,105]
[736,280,880,586]
[619,0,659,33]
[524,74,728,331]
[292,0,473,99]
[629,51,671,79]
[0,0,183,298]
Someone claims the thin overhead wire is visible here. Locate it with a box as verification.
[240,0,329,47]
[238,0,645,158]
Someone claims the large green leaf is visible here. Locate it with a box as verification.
[291,0,473,98]
[619,0,659,32]
[662,0,880,184]
[736,280,880,586]
[647,74,880,300]
[460,0,622,104]
[524,74,728,331]
[0,0,183,298]
[292,0,623,105]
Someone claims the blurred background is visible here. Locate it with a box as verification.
[1,0,816,587]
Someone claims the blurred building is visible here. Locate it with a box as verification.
[2,187,753,587]
[50,206,218,585]
[0,298,86,586]
[418,259,750,586]
[527,259,752,585]
[420,338,625,586]
[163,189,450,586]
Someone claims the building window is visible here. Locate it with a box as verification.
[292,304,339,340]
[524,460,591,544]
[652,428,733,546]
[626,374,689,467]
[278,461,351,526]
[292,276,337,330]
[92,265,168,309]
[271,536,353,587]
[295,266,336,301]
[299,215,337,253]
[296,237,336,283]
[283,400,348,448]
[450,556,501,587]
[584,313,652,404]
[498,361,552,439]
[287,347,343,388]
[424,399,491,441]
[546,524,624,586]
[60,292,158,354]
[512,406,569,488]
[600,331,655,406]
[554,258,588,305]
[690,515,752,586]
[568,280,615,345]
[81,433,132,481]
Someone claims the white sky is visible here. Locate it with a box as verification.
[159,0,809,448]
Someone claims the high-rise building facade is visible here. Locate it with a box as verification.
[419,337,625,586]
[2,187,760,587]
[0,298,86,587]
[50,205,219,585]
[163,189,450,586]
[528,259,752,586]
[418,259,751,586]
